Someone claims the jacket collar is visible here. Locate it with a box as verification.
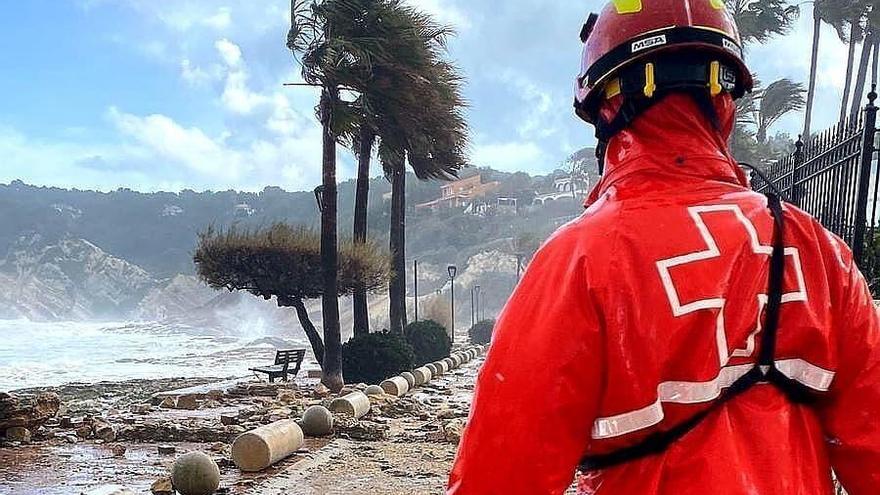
[585,93,749,206]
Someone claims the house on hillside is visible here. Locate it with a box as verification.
[533,175,590,205]
[415,174,501,211]
[233,202,255,217]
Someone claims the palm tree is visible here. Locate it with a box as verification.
[755,78,806,142]
[841,16,863,121]
[727,0,799,44]
[389,62,468,335]
[345,0,459,337]
[368,21,468,334]
[287,0,385,391]
[802,0,862,135]
[804,1,824,137]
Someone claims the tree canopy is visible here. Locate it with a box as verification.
[194,223,389,302]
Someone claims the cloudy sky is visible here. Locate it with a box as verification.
[0,0,859,192]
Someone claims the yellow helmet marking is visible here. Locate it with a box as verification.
[709,0,725,10]
[612,0,643,14]
[605,78,622,99]
[644,63,656,98]
[708,61,722,96]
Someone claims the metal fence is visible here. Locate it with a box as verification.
[751,90,880,283]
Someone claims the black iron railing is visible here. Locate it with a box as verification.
[752,89,880,285]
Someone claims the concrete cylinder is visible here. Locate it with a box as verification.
[443,357,456,370]
[450,355,463,367]
[426,363,439,376]
[364,385,385,396]
[328,391,371,419]
[412,367,432,386]
[380,377,410,397]
[432,360,449,375]
[400,372,416,389]
[232,420,304,472]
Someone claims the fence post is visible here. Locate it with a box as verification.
[790,136,805,205]
[852,87,878,266]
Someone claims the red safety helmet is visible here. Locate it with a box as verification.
[574,0,754,125]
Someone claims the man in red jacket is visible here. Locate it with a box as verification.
[448,1,880,494]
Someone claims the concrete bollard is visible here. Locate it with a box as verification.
[364,385,385,396]
[380,377,410,397]
[232,420,304,472]
[172,451,221,494]
[412,367,432,386]
[426,363,440,376]
[300,405,334,437]
[450,354,463,367]
[328,391,371,419]
[443,357,456,370]
[400,372,416,389]
[432,360,449,375]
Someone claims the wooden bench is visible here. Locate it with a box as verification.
[249,349,306,383]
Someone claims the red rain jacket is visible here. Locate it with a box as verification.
[448,93,880,495]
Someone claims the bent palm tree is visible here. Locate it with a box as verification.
[727,0,799,44]
[287,0,384,391]
[755,78,806,143]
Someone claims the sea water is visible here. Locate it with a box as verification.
[0,319,312,391]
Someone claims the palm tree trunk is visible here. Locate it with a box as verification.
[872,36,879,88]
[803,3,822,138]
[352,128,375,338]
[388,156,407,334]
[851,28,875,117]
[841,18,859,122]
[319,89,344,392]
[279,296,324,367]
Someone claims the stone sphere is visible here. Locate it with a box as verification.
[364,385,385,396]
[400,372,416,388]
[171,451,220,495]
[300,405,334,437]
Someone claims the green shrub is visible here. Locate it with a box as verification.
[469,319,496,345]
[405,320,451,366]
[342,331,415,384]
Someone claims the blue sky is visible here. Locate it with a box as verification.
[0,0,859,192]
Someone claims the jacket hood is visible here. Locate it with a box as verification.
[586,92,749,206]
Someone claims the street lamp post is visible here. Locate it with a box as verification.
[474,285,481,323]
[447,264,457,340]
[413,259,419,322]
[470,286,476,328]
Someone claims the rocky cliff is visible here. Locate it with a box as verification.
[0,234,155,320]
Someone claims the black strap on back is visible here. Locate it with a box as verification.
[579,194,816,472]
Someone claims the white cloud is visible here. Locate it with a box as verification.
[472,141,546,172]
[180,58,221,86]
[498,69,558,139]
[204,7,232,30]
[215,38,242,67]
[212,38,274,114]
[108,107,242,180]
[405,0,472,30]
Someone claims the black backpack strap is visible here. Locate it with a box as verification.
[579,194,790,472]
